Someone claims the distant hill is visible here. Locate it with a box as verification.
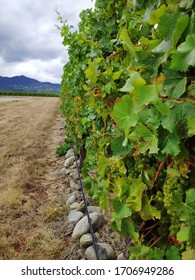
[0,75,60,93]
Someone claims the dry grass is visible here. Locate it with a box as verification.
[0,97,70,259]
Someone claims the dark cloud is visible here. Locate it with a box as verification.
[0,0,94,82]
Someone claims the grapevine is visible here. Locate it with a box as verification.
[59,0,195,259]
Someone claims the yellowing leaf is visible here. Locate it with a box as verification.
[149,4,166,25]
[120,28,137,58]
[126,178,147,211]
[140,195,161,220]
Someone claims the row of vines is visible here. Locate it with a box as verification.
[59,0,195,259]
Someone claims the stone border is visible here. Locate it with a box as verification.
[64,148,129,260]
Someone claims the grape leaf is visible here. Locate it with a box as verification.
[177,226,190,243]
[171,34,195,72]
[147,247,164,260]
[172,77,187,98]
[187,116,195,137]
[112,199,132,219]
[120,72,146,93]
[121,219,139,241]
[182,248,195,260]
[161,133,180,156]
[111,136,132,157]
[166,246,180,260]
[149,4,166,25]
[188,82,195,97]
[162,104,189,139]
[129,123,159,154]
[140,195,161,220]
[126,178,147,211]
[171,189,195,246]
[133,84,159,110]
[153,13,189,55]
[119,28,137,58]
[112,95,138,130]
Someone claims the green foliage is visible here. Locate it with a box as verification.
[55,139,71,157]
[59,0,195,260]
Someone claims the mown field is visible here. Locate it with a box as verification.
[0,97,70,259]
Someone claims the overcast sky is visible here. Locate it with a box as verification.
[0,0,94,83]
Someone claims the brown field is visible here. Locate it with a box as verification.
[0,97,71,259]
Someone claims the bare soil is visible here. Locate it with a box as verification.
[0,97,73,259]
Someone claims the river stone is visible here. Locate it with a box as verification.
[72,212,104,241]
[117,252,130,260]
[80,234,93,247]
[70,180,81,191]
[65,169,71,175]
[65,149,74,159]
[70,202,79,210]
[84,243,115,260]
[68,211,84,224]
[87,206,101,214]
[70,170,79,180]
[76,201,85,212]
[66,194,76,206]
[64,156,75,167]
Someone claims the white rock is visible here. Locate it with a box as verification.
[80,234,93,248]
[64,156,75,167]
[117,252,130,260]
[68,211,84,224]
[70,170,79,180]
[69,191,82,201]
[65,169,71,175]
[72,212,104,241]
[66,194,76,206]
[70,202,79,210]
[87,206,101,214]
[65,149,74,159]
[84,243,115,260]
[70,180,81,191]
[76,201,85,212]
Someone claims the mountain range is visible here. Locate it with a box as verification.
[0,75,60,93]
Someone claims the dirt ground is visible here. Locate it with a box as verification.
[0,97,73,259]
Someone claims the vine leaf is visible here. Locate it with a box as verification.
[126,178,147,211]
[187,116,195,137]
[112,95,138,131]
[177,226,190,243]
[119,72,146,93]
[119,28,137,58]
[161,133,180,157]
[171,34,195,72]
[147,248,164,260]
[172,189,195,246]
[111,136,132,157]
[166,246,180,260]
[182,248,195,260]
[153,13,189,56]
[130,123,159,154]
[140,195,161,220]
[112,199,132,219]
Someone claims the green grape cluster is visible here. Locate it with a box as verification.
[124,157,139,178]
[163,176,188,236]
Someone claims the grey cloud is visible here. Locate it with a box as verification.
[0,0,94,82]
